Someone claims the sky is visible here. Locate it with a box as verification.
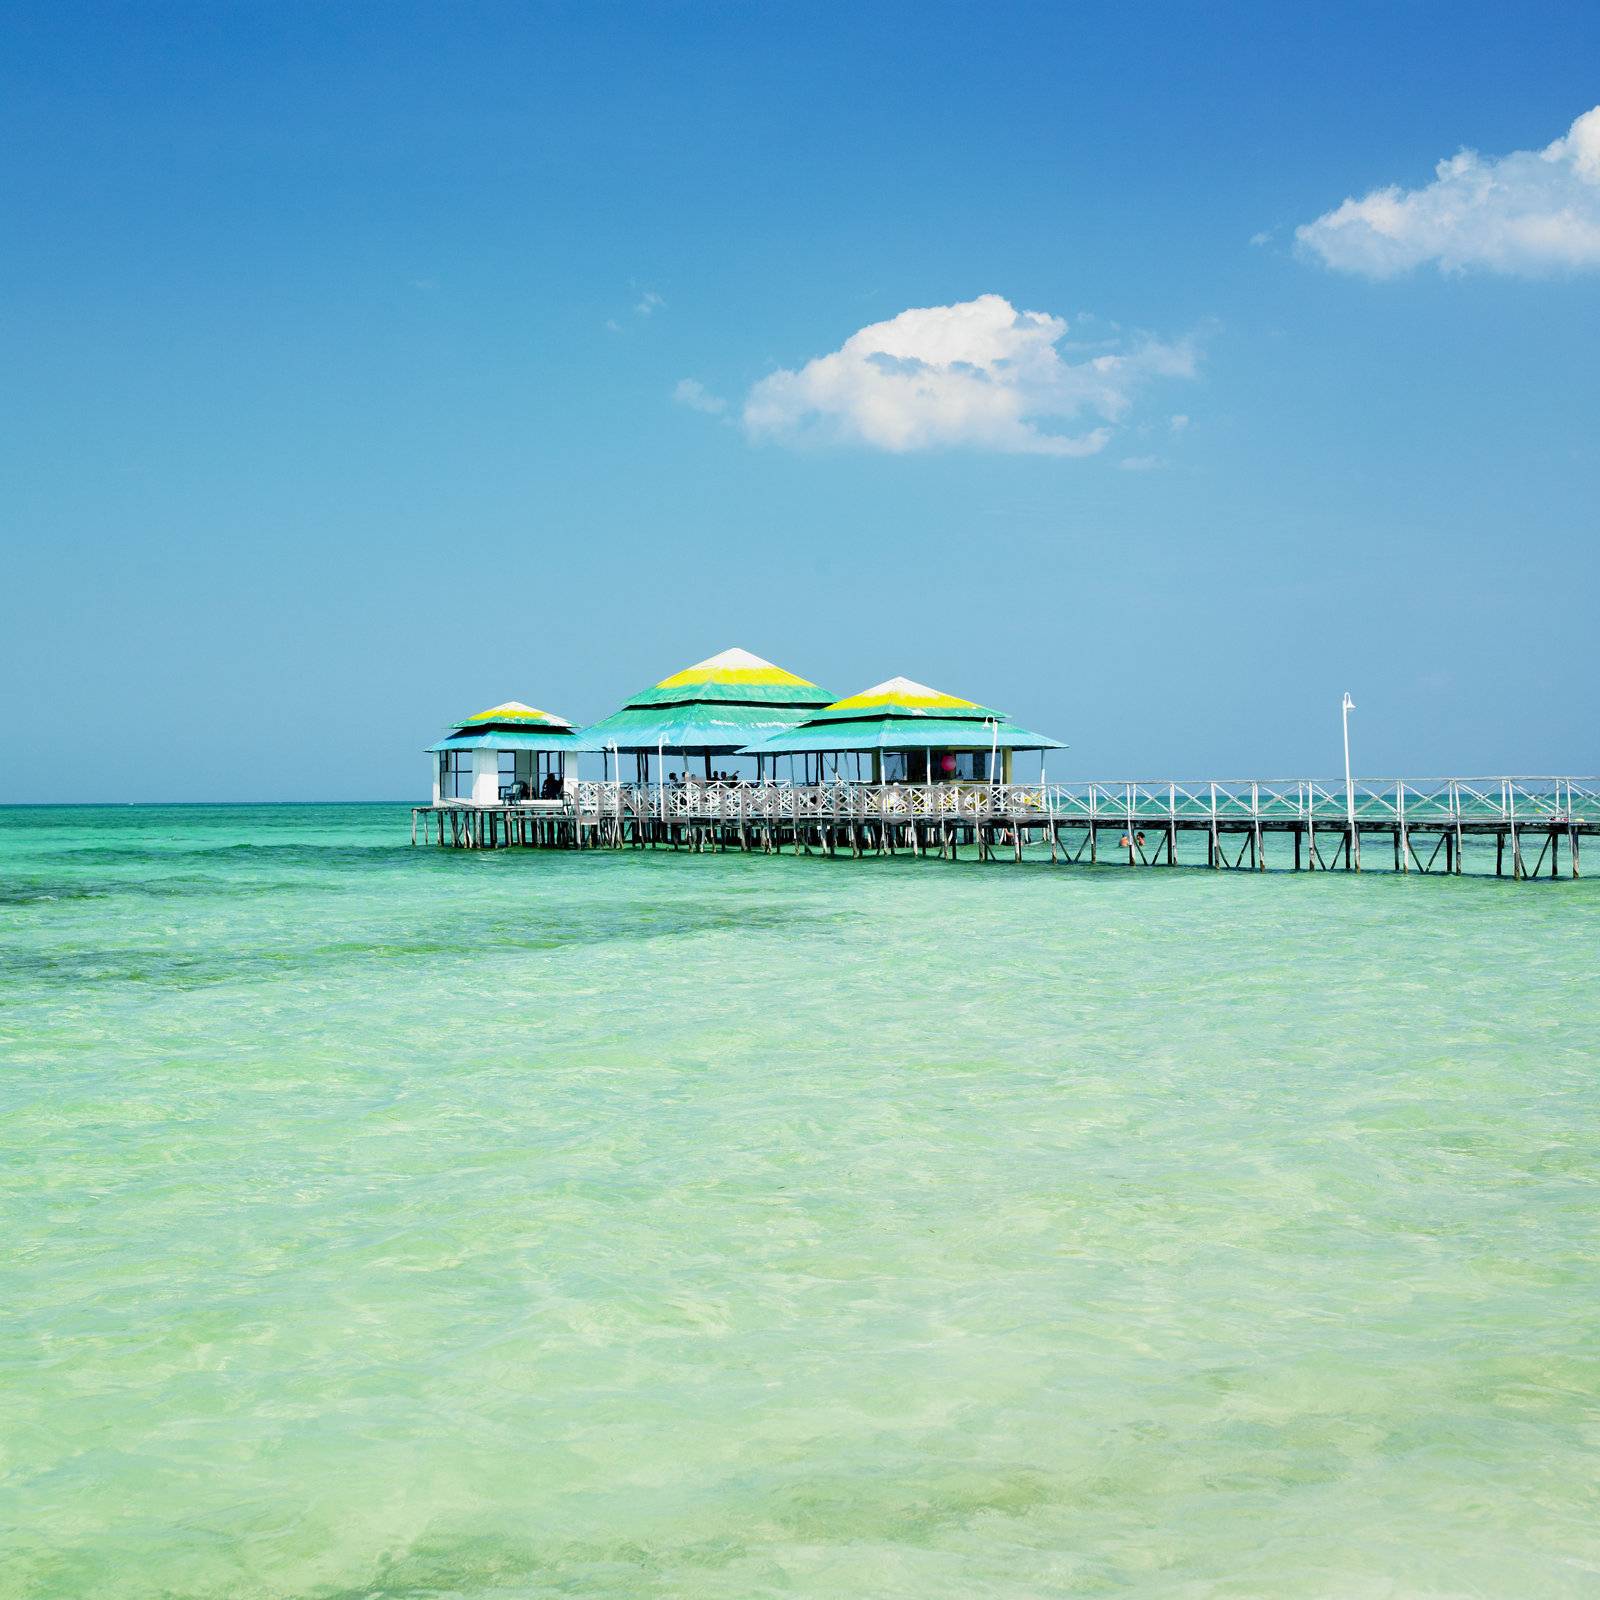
[3,1,1598,802]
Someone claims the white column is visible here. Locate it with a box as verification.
[471,747,499,805]
[430,754,442,806]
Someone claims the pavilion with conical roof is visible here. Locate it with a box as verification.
[427,700,580,804]
[741,676,1063,784]
[574,648,833,779]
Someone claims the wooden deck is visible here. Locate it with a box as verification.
[414,776,1598,878]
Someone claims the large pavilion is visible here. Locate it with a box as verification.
[574,648,833,781]
[742,676,1064,784]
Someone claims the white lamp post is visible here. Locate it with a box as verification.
[1342,693,1356,832]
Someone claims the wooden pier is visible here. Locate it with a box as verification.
[413,776,1597,879]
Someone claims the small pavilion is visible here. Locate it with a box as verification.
[574,648,833,781]
[427,701,580,805]
[742,676,1064,784]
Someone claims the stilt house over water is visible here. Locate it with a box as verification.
[427,701,581,805]
[743,676,1064,783]
[415,655,1599,882]
[573,648,834,781]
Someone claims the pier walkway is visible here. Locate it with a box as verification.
[414,775,1598,878]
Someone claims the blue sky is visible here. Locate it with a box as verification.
[4,1,1598,801]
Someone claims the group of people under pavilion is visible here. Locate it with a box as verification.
[426,647,1063,802]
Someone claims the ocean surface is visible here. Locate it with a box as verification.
[2,803,1597,1600]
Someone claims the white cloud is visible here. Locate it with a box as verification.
[741,293,1196,456]
[673,378,727,415]
[1169,413,1190,433]
[635,290,664,317]
[1297,106,1600,277]
[1118,455,1164,472]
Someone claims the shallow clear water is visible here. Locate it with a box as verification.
[2,804,1598,1599]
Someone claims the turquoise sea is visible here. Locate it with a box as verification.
[3,803,1598,1599]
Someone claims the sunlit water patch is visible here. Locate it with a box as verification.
[2,804,1598,1598]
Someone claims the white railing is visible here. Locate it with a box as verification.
[562,777,1599,825]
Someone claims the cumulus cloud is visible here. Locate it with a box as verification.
[1297,106,1600,277]
[673,378,727,415]
[740,293,1196,456]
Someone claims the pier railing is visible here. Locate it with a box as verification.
[570,776,1600,826]
[423,775,1596,873]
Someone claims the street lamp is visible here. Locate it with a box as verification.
[1342,692,1356,832]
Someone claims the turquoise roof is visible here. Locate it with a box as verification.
[570,703,816,753]
[742,715,1064,755]
[427,728,578,753]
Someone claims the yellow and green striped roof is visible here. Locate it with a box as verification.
[573,648,833,752]
[743,675,1064,754]
[461,701,572,728]
[813,676,1000,723]
[625,648,833,709]
[427,698,579,752]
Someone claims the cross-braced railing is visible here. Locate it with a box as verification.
[565,777,1599,826]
